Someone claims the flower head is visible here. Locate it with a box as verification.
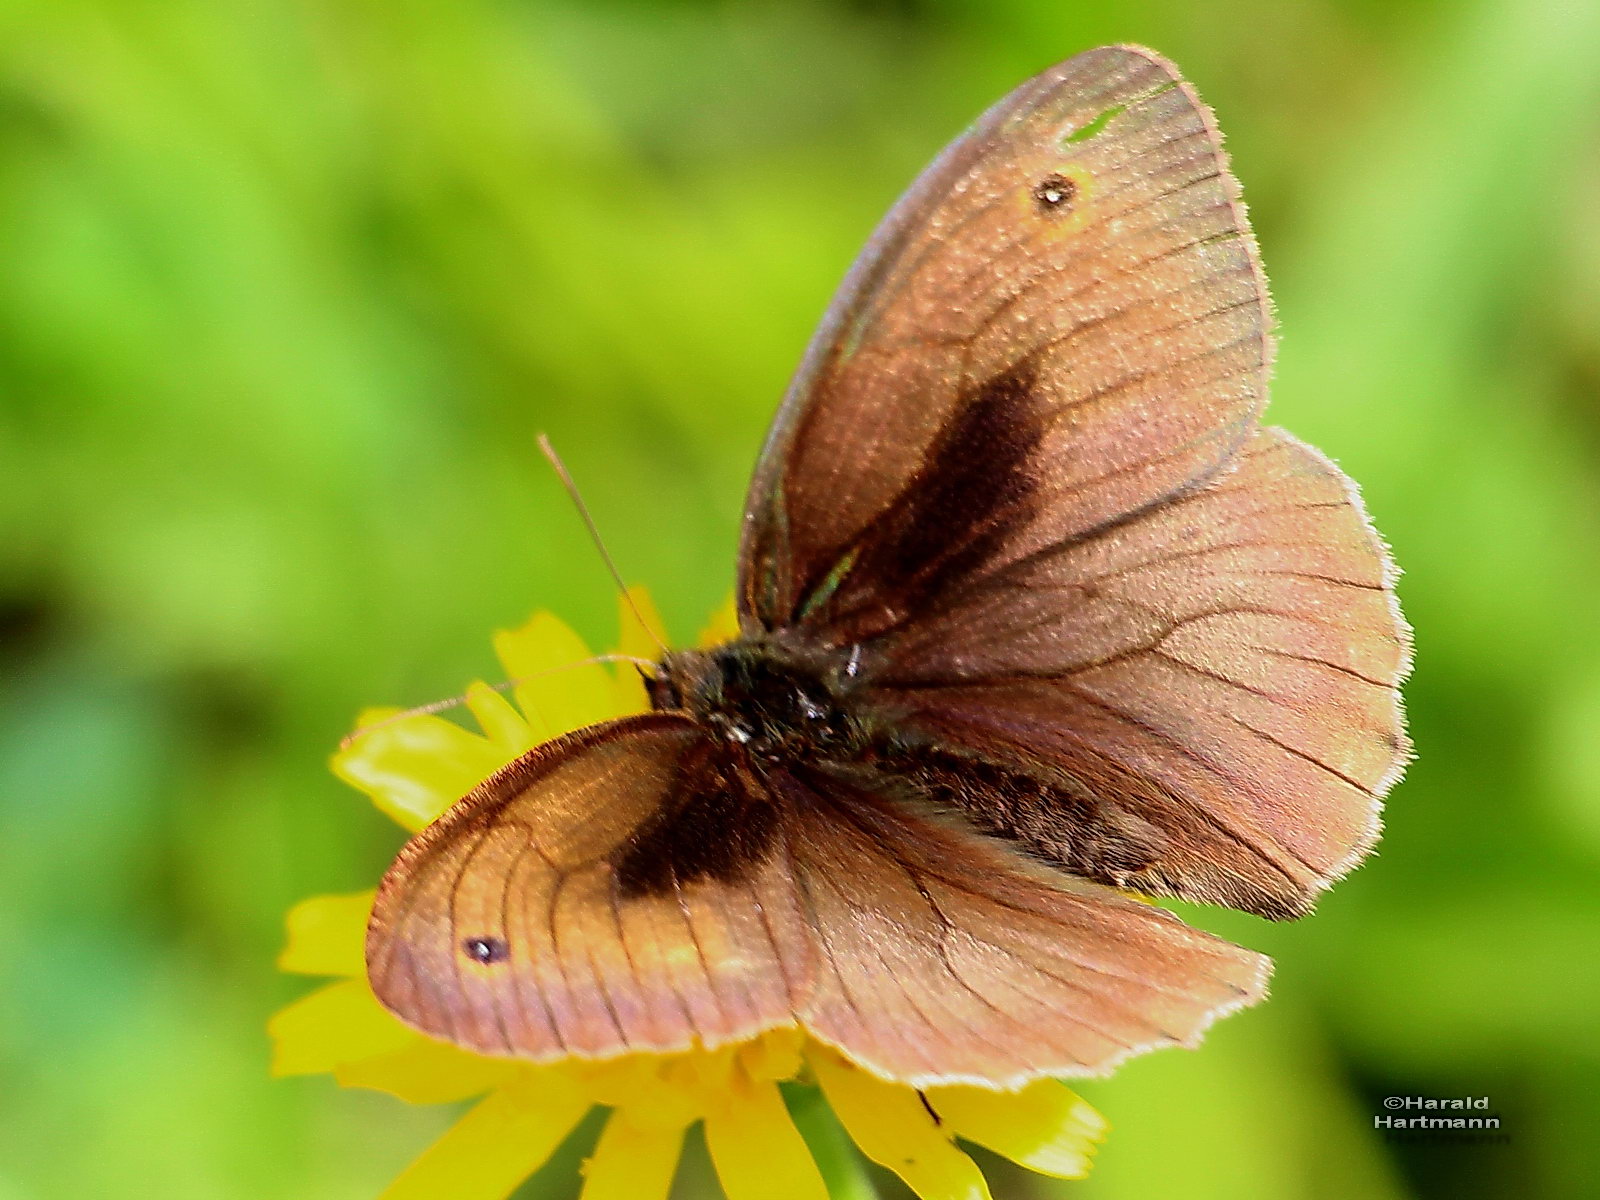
[271,591,1106,1198]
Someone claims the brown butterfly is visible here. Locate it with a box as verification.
[367,45,1410,1089]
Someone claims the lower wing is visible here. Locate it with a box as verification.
[367,714,1267,1086]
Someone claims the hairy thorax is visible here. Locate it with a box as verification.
[648,638,869,766]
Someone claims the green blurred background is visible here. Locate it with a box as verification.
[3,0,1598,1197]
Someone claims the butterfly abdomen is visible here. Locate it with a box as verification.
[646,636,1172,898]
[873,742,1169,887]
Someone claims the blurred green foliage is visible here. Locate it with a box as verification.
[2,0,1598,1197]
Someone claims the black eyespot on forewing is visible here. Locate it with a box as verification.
[462,936,509,964]
[1032,172,1076,211]
[613,743,780,898]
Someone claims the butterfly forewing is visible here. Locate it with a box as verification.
[741,45,1271,638]
[366,715,812,1060]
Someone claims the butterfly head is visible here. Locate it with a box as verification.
[647,639,867,764]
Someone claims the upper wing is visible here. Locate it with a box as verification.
[366,714,813,1060]
[861,430,1412,918]
[367,712,1269,1084]
[740,44,1270,639]
[732,45,1406,917]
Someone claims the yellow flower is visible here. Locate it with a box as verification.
[271,590,1108,1199]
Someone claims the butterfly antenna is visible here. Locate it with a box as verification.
[338,654,657,749]
[537,433,669,656]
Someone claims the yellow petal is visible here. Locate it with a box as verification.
[571,1055,701,1130]
[696,594,741,647]
[269,979,417,1076]
[579,1108,685,1200]
[704,1079,829,1200]
[277,890,374,977]
[615,586,668,662]
[495,612,621,738]
[335,1036,519,1104]
[379,1071,590,1200]
[333,710,504,831]
[464,681,537,758]
[738,1027,806,1083]
[613,587,668,710]
[810,1050,991,1200]
[569,1053,667,1106]
[923,1080,1106,1179]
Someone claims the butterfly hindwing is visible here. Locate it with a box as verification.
[778,765,1268,1087]
[860,429,1411,917]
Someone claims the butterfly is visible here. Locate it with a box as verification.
[366,44,1410,1088]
